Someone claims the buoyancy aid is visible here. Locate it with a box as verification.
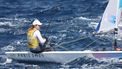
[27,28,39,48]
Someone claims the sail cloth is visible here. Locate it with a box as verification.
[96,0,119,33]
[117,0,122,39]
[96,0,122,39]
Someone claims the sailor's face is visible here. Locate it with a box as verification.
[35,25,41,30]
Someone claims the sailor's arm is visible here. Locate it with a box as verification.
[34,30,46,44]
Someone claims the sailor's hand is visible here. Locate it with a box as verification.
[43,38,46,43]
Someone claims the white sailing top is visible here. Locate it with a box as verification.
[33,30,46,44]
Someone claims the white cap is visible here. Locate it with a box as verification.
[32,19,42,25]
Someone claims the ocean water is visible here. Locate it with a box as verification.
[0,0,111,51]
[1,0,122,69]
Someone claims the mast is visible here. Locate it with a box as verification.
[113,0,121,51]
[113,0,118,50]
[113,28,118,50]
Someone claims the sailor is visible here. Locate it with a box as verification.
[27,19,46,53]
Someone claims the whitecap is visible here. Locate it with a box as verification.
[88,22,99,29]
[78,16,92,20]
[0,22,16,27]
[100,58,119,63]
[0,56,12,65]
[1,45,16,51]
[0,17,31,28]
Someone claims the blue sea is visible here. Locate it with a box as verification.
[0,0,122,69]
[0,0,112,51]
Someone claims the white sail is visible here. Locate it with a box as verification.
[117,0,122,39]
[96,0,119,33]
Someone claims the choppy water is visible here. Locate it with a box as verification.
[0,0,112,51]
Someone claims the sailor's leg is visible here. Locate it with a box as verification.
[30,46,43,53]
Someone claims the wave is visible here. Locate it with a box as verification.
[65,56,121,69]
[0,28,11,33]
[0,18,30,27]
[1,45,16,51]
[0,22,16,27]
[78,16,93,21]
[0,55,12,65]
[0,0,114,51]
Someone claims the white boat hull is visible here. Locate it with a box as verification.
[5,51,94,64]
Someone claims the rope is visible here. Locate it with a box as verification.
[54,45,69,51]
[58,36,88,46]
[81,40,97,50]
[54,36,88,51]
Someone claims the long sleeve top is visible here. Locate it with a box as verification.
[33,30,46,44]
